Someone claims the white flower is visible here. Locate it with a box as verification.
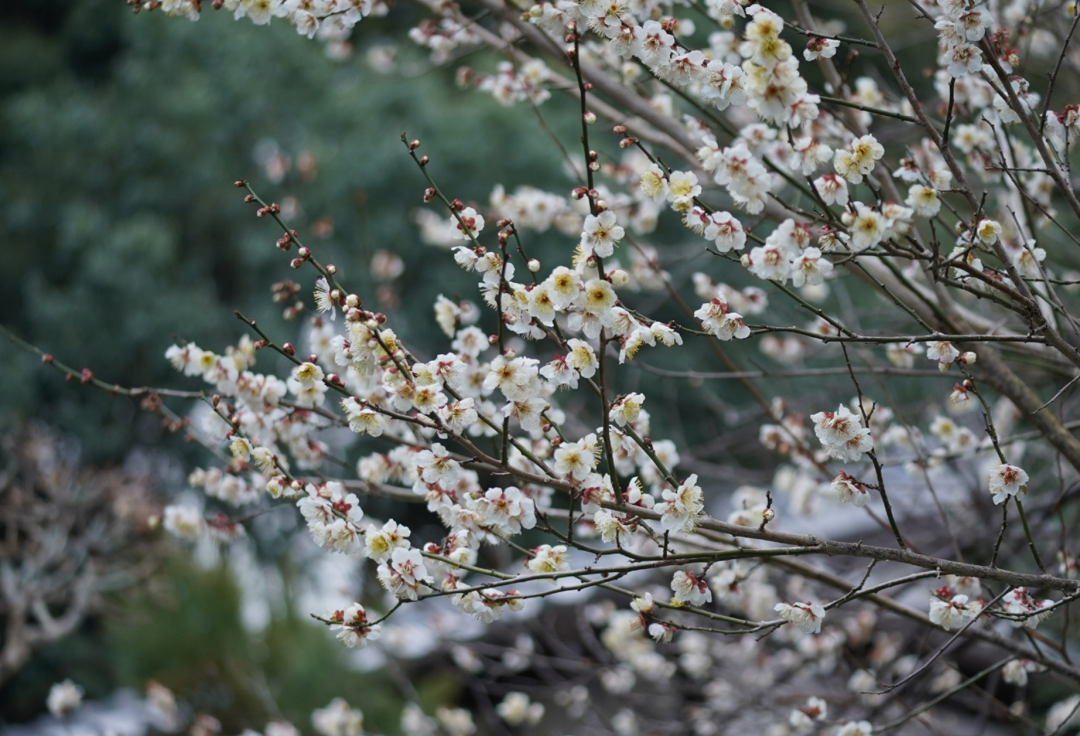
[803,36,839,61]
[593,508,635,543]
[695,298,750,340]
[926,340,960,368]
[527,544,570,573]
[836,721,873,736]
[314,276,337,320]
[671,570,712,606]
[582,210,625,257]
[609,392,644,426]
[496,692,544,726]
[929,593,980,630]
[657,474,705,533]
[988,463,1028,504]
[47,680,83,718]
[639,163,670,202]
[791,248,833,287]
[906,185,941,217]
[452,207,485,240]
[365,519,411,562]
[377,548,433,600]
[554,435,599,482]
[775,601,826,634]
[566,339,599,378]
[312,698,364,736]
[831,472,870,507]
[330,602,382,650]
[163,505,206,541]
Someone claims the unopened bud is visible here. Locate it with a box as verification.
[254,340,268,350]
[571,187,587,200]
[327,373,341,385]
[963,379,974,389]
[619,137,637,149]
[595,199,608,210]
[326,263,337,275]
[610,269,629,287]
[488,334,499,345]
[330,289,342,302]
[298,246,311,260]
[290,258,303,269]
[345,294,360,308]
[244,194,255,203]
[81,368,93,384]
[451,199,464,211]
[527,258,541,272]
[409,139,420,151]
[308,354,319,364]
[613,125,627,135]
[423,187,436,202]
[960,351,977,365]
[762,508,775,522]
[212,394,221,407]
[583,111,597,125]
[497,218,512,228]
[586,255,598,269]
[282,343,296,356]
[42,354,54,364]
[234,180,246,188]
[588,161,600,172]
[740,254,751,267]
[419,155,429,166]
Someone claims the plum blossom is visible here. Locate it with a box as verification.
[775,601,826,634]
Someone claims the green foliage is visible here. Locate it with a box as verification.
[0,0,573,460]
[105,554,404,734]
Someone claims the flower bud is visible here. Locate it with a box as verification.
[42,354,54,364]
[308,354,319,364]
[586,255,598,269]
[419,155,429,166]
[610,269,629,287]
[740,254,751,267]
[588,161,600,172]
[423,187,436,203]
[613,125,627,135]
[330,289,342,302]
[583,111,597,125]
[527,258,541,272]
[290,258,303,269]
[326,264,337,275]
[762,508,775,523]
[960,351,977,365]
[409,139,420,151]
[282,343,296,356]
[244,194,255,203]
[345,294,360,308]
[488,334,499,345]
[234,180,246,188]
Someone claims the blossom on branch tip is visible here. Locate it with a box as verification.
[774,601,826,634]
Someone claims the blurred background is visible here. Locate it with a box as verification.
[5,0,1059,733]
